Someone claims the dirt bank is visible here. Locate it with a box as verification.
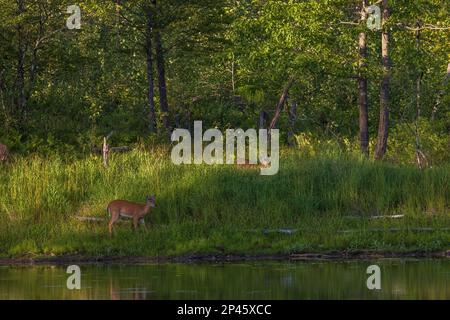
[0,250,448,266]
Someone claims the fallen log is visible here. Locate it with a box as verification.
[74,216,127,223]
[344,214,404,220]
[371,214,404,219]
[339,227,450,233]
[246,228,299,235]
[74,216,105,222]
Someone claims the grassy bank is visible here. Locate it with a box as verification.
[0,149,449,258]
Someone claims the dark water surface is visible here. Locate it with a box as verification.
[0,259,448,299]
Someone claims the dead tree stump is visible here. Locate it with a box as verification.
[0,143,9,162]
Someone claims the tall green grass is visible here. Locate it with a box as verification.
[0,150,449,257]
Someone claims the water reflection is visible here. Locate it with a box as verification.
[0,259,448,299]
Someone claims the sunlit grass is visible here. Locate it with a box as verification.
[0,149,449,257]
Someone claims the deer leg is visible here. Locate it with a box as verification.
[133,216,139,231]
[109,213,119,237]
[140,218,148,232]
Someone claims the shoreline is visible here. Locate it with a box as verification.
[1,250,449,266]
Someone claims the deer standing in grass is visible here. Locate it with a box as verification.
[107,195,156,236]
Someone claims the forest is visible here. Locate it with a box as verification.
[0,0,449,259]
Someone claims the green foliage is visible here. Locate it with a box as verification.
[0,0,448,158]
[0,151,449,257]
[0,0,449,258]
[388,118,450,165]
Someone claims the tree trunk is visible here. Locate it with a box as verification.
[155,30,170,132]
[287,98,297,146]
[414,22,427,169]
[358,0,369,157]
[431,63,450,121]
[16,0,26,120]
[267,77,295,144]
[374,0,390,160]
[102,137,109,168]
[268,77,295,131]
[151,0,169,134]
[258,110,267,129]
[231,53,235,92]
[145,9,156,133]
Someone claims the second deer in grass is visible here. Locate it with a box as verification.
[107,195,156,236]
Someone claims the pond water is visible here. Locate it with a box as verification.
[0,259,448,299]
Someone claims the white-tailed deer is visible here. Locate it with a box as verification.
[0,143,9,162]
[107,195,156,236]
[235,158,269,170]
